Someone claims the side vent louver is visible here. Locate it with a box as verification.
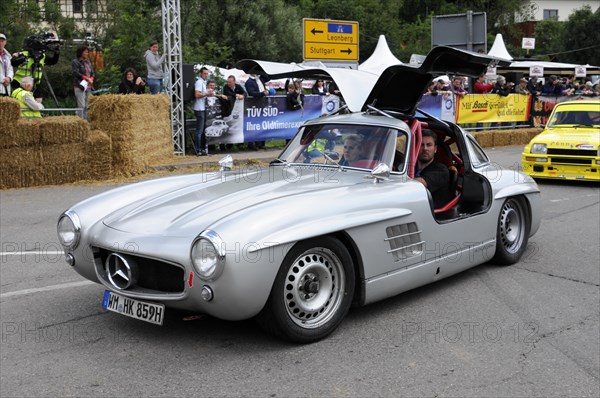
[385,223,424,262]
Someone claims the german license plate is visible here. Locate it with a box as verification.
[102,290,165,325]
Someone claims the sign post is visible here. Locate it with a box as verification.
[303,18,359,65]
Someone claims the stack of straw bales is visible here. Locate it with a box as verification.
[1,93,171,189]
[472,128,542,148]
[0,97,112,189]
[89,94,172,176]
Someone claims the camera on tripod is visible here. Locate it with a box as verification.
[11,32,61,92]
[22,32,61,66]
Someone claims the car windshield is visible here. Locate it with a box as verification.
[548,108,600,127]
[277,124,405,171]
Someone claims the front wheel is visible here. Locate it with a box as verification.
[492,197,530,265]
[258,236,355,343]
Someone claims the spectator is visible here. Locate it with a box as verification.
[436,78,450,94]
[514,78,530,95]
[245,74,268,149]
[581,81,599,97]
[414,129,450,209]
[491,76,512,97]
[223,75,246,111]
[473,74,493,94]
[327,80,341,97]
[205,80,229,114]
[0,33,14,96]
[424,81,437,96]
[193,66,210,156]
[311,79,326,95]
[563,74,576,96]
[144,41,166,94]
[451,77,467,98]
[11,32,60,92]
[118,68,146,94]
[245,73,269,97]
[11,76,43,118]
[527,77,541,96]
[286,83,303,110]
[71,45,95,119]
[542,75,563,96]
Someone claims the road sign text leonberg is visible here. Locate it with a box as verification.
[303,18,359,61]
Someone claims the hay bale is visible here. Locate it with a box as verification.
[39,143,89,185]
[0,146,42,189]
[84,130,112,180]
[88,94,172,176]
[39,116,89,145]
[493,131,512,147]
[0,96,20,124]
[472,131,494,147]
[89,94,170,127]
[0,119,42,148]
[510,130,531,146]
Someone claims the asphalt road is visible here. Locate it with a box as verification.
[1,146,599,397]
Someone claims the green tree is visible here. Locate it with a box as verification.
[561,6,600,66]
[531,19,565,61]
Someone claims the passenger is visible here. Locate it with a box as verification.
[339,134,365,166]
[414,129,450,208]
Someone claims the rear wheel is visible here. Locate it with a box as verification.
[258,236,355,343]
[492,197,530,265]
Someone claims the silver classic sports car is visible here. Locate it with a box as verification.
[57,47,541,343]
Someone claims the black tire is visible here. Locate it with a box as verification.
[492,196,530,265]
[257,236,355,343]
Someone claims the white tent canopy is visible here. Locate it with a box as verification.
[359,35,403,74]
[488,33,513,61]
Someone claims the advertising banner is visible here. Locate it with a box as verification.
[206,94,324,145]
[456,94,531,124]
[529,95,586,127]
[416,94,455,122]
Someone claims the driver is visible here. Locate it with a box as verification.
[415,129,450,208]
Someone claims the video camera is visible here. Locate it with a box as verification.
[20,32,61,66]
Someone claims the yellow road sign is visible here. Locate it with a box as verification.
[304,43,359,61]
[303,18,359,61]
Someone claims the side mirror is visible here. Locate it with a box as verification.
[369,163,390,183]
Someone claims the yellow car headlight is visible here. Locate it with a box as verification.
[531,143,547,154]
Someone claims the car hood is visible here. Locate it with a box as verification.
[536,128,600,147]
[101,166,369,237]
[236,46,510,114]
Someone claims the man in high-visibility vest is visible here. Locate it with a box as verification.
[11,76,44,118]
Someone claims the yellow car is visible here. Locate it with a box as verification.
[522,99,600,181]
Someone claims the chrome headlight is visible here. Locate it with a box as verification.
[531,143,547,154]
[57,210,81,249]
[190,230,225,281]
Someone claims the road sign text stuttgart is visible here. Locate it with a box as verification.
[303,18,359,61]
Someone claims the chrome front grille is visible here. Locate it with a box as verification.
[385,223,424,262]
[93,247,185,294]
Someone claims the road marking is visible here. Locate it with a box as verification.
[549,193,599,203]
[1,281,95,299]
[0,251,64,256]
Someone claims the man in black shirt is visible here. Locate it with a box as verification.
[415,129,450,208]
